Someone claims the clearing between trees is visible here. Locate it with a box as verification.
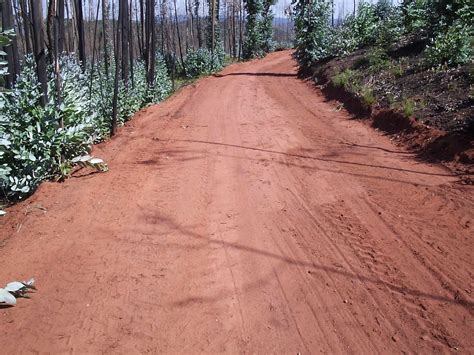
[0,51,473,353]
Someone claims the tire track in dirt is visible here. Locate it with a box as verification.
[0,50,472,353]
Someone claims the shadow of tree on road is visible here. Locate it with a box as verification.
[140,212,473,310]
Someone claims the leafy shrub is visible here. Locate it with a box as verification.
[402,0,430,34]
[376,7,404,47]
[424,4,474,67]
[366,47,390,73]
[183,47,225,78]
[243,0,276,59]
[329,1,403,56]
[1,54,172,202]
[0,29,15,85]
[346,2,379,47]
[294,0,332,68]
[1,56,94,200]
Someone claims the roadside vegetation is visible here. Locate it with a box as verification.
[294,0,473,134]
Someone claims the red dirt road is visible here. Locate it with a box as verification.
[1,51,473,353]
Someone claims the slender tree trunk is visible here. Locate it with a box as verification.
[102,0,110,76]
[74,0,86,67]
[173,0,185,74]
[134,0,143,59]
[1,0,20,88]
[210,0,215,53]
[58,0,65,54]
[66,0,75,52]
[139,0,146,59]
[238,0,243,59]
[120,0,130,85]
[112,0,124,136]
[47,0,55,63]
[129,0,134,88]
[194,0,202,48]
[29,0,48,106]
[232,0,236,57]
[18,0,32,54]
[88,0,101,109]
[188,0,195,49]
[145,0,155,87]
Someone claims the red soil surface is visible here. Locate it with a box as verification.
[1,50,473,353]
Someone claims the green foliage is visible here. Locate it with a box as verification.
[294,0,331,67]
[402,0,430,34]
[0,29,15,85]
[183,47,225,77]
[332,69,358,89]
[360,85,376,108]
[375,7,404,47]
[296,0,473,70]
[346,2,379,47]
[0,54,171,202]
[366,47,390,73]
[402,98,416,117]
[424,3,474,67]
[243,0,276,59]
[332,68,374,108]
[260,0,277,53]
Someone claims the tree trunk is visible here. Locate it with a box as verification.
[173,0,185,74]
[145,0,155,87]
[238,0,243,59]
[129,0,134,88]
[58,0,65,54]
[47,0,55,63]
[111,0,123,136]
[18,0,32,54]
[1,0,20,88]
[120,0,130,86]
[74,0,86,68]
[102,0,110,76]
[194,0,202,48]
[29,0,48,106]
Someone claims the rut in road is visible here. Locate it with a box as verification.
[1,50,473,353]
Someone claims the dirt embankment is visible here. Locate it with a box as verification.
[306,42,474,179]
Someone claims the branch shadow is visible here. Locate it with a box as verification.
[146,145,438,187]
[141,212,473,310]
[173,139,456,178]
[214,72,297,78]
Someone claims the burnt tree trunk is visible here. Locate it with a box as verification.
[29,0,48,106]
[145,0,155,87]
[74,0,86,67]
[120,0,129,85]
